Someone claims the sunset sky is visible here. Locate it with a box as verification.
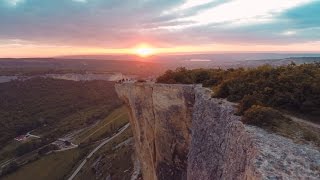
[0,0,320,57]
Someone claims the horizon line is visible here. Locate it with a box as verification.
[1,51,320,59]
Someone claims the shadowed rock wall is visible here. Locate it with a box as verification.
[188,87,258,180]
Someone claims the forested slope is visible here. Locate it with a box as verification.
[0,78,121,146]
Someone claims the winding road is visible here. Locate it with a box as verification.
[68,123,130,180]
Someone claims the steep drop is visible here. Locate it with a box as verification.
[115,82,320,180]
[116,83,194,180]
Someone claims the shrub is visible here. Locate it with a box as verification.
[242,105,287,130]
[237,94,262,115]
[193,70,210,84]
[156,63,320,123]
[156,67,193,84]
[212,83,229,98]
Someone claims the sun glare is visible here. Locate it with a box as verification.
[134,44,155,57]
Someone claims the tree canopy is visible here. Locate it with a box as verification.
[157,63,320,123]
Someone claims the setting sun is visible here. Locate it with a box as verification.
[134,44,155,57]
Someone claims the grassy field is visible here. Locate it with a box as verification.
[33,104,119,139]
[73,106,129,144]
[2,107,132,180]
[0,136,43,166]
[0,105,120,168]
[3,148,89,180]
[0,141,20,164]
[73,127,133,180]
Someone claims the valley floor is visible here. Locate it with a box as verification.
[2,107,134,180]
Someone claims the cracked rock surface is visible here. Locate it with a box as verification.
[246,126,320,180]
[188,86,258,180]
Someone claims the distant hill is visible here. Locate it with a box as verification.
[241,57,320,67]
[0,58,163,76]
[1,55,320,76]
[57,53,320,62]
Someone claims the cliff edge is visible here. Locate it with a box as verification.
[188,86,258,180]
[115,83,320,180]
[115,83,194,180]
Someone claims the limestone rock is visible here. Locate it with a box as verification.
[115,83,194,180]
[115,82,320,180]
[187,86,259,180]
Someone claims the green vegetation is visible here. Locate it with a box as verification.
[0,75,134,179]
[157,64,320,146]
[3,148,89,180]
[14,138,53,156]
[0,58,160,76]
[74,127,133,180]
[0,67,86,76]
[74,106,129,144]
[242,105,290,129]
[157,63,320,123]
[0,77,124,177]
[1,106,131,179]
[243,105,286,129]
[0,78,121,147]
[0,141,20,164]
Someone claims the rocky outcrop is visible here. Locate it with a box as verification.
[115,82,320,180]
[246,126,320,179]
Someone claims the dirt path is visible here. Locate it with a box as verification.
[67,123,130,180]
[283,114,320,129]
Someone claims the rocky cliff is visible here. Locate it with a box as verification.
[115,83,320,180]
[115,83,194,180]
[188,87,258,180]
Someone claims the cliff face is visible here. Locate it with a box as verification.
[188,87,258,180]
[115,83,194,180]
[115,83,320,180]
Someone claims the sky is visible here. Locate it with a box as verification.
[0,0,320,57]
